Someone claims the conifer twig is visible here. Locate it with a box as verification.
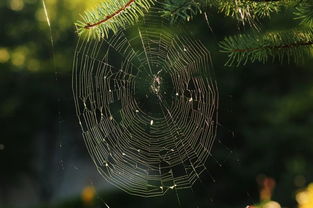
[84,0,136,29]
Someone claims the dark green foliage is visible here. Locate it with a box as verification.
[161,0,203,23]
[294,0,313,27]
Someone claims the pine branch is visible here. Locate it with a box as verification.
[74,0,311,68]
[212,0,293,25]
[219,28,313,66]
[74,0,298,39]
[160,0,292,25]
[294,0,313,27]
[161,0,203,23]
[75,0,156,40]
[83,0,136,30]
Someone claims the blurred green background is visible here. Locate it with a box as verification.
[1,0,313,208]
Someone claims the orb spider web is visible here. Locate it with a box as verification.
[72,13,219,198]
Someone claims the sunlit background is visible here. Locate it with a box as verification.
[1,0,313,208]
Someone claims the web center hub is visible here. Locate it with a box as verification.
[151,75,161,95]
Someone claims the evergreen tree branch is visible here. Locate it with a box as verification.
[161,0,203,23]
[75,0,299,39]
[84,0,136,29]
[160,0,293,25]
[212,0,295,25]
[75,0,155,40]
[219,28,313,66]
[294,0,313,27]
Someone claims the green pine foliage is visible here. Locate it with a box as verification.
[219,0,313,67]
[213,0,282,25]
[75,0,289,40]
[75,0,155,40]
[294,0,313,27]
[161,0,203,23]
[160,0,288,26]
[219,28,313,66]
[74,0,313,67]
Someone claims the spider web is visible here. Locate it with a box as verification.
[72,12,219,198]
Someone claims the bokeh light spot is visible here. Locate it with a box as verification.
[296,183,313,208]
[11,51,25,67]
[9,0,24,11]
[27,59,40,72]
[263,201,281,208]
[0,48,10,63]
[81,186,95,205]
[295,175,306,187]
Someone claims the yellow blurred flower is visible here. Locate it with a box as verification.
[81,186,96,205]
[296,183,313,208]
